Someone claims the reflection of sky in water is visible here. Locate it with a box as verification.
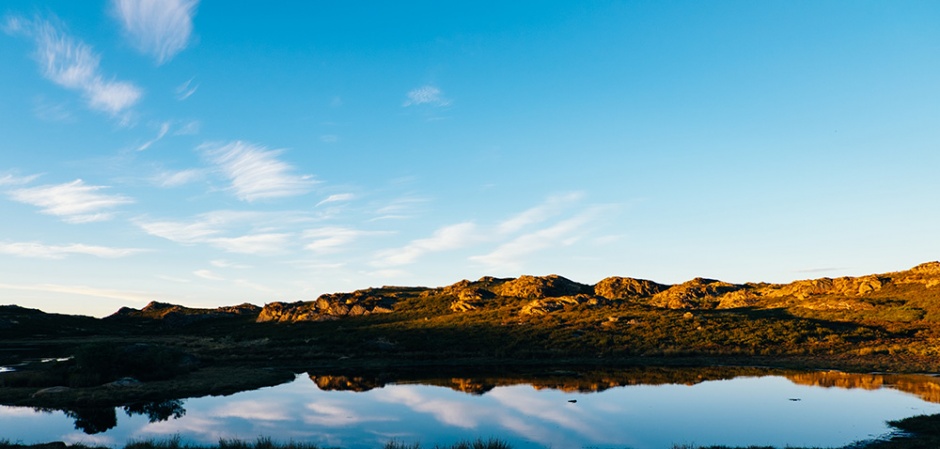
[2,374,940,449]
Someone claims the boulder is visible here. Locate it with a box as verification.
[33,386,71,396]
[257,289,397,323]
[256,301,318,323]
[520,294,595,315]
[911,261,940,275]
[105,377,142,388]
[496,275,590,298]
[651,278,743,309]
[716,289,761,309]
[774,275,886,299]
[593,277,667,299]
[450,300,479,312]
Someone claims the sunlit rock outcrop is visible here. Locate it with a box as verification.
[520,294,606,315]
[650,278,744,309]
[257,288,396,323]
[593,276,667,300]
[310,375,385,392]
[495,274,591,298]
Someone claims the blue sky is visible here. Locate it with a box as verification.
[1,1,938,317]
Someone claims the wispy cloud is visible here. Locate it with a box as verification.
[319,134,338,143]
[316,193,355,207]
[371,195,427,220]
[32,97,74,122]
[233,278,277,293]
[112,0,198,64]
[303,227,386,254]
[498,192,584,234]
[135,216,221,244]
[471,208,604,271]
[203,141,316,202]
[5,16,142,116]
[8,179,133,223]
[403,85,450,107]
[210,233,291,255]
[152,168,204,187]
[193,269,223,281]
[210,259,250,269]
[0,172,40,186]
[136,121,171,151]
[373,222,478,266]
[137,213,294,256]
[176,78,198,100]
[174,120,200,135]
[0,241,144,259]
[155,274,191,283]
[368,268,409,279]
[0,282,154,304]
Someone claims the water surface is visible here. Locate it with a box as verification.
[2,370,939,448]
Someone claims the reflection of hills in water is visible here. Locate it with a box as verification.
[313,366,780,395]
[786,371,940,404]
[311,367,940,402]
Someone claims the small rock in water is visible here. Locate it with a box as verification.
[33,386,71,396]
[105,377,142,388]
[568,399,577,403]
[788,398,801,401]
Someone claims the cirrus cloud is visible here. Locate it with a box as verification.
[471,208,606,271]
[372,222,478,266]
[112,0,198,64]
[202,141,316,202]
[316,193,355,207]
[303,227,389,254]
[5,15,142,116]
[0,241,145,259]
[0,172,40,186]
[8,179,133,223]
[403,85,450,107]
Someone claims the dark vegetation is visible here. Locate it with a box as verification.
[4,263,940,447]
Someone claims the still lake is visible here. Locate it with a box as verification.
[2,369,940,449]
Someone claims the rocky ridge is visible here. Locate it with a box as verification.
[38,261,936,324]
[252,262,940,322]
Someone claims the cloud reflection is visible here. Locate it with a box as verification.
[137,416,228,441]
[303,401,394,427]
[211,400,292,421]
[376,386,487,429]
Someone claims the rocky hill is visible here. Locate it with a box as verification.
[7,262,939,327]
[251,261,940,323]
[107,301,261,326]
[0,305,103,338]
